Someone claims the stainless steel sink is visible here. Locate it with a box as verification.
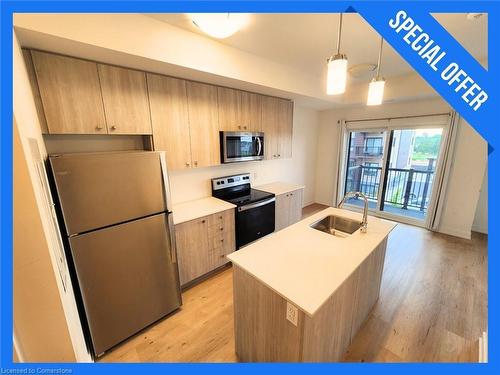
[310,215,362,238]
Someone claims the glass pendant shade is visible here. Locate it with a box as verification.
[367,78,385,106]
[326,55,348,95]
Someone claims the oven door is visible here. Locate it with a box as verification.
[221,132,264,163]
[236,197,275,248]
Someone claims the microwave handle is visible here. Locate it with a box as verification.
[256,137,262,156]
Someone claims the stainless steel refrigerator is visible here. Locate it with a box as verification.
[48,151,181,357]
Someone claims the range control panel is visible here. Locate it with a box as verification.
[212,173,251,191]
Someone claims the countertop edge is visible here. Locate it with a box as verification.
[173,197,236,225]
[255,182,305,196]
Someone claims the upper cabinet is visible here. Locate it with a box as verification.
[97,64,152,135]
[217,87,241,131]
[262,96,293,159]
[241,91,262,132]
[25,50,293,168]
[29,51,152,135]
[147,73,192,170]
[218,87,262,132]
[186,81,220,168]
[31,51,107,134]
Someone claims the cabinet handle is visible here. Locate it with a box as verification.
[95,125,103,130]
[110,126,116,130]
[278,154,281,157]
[219,216,223,219]
[186,162,191,167]
[201,219,206,224]
[220,227,224,231]
[194,161,198,167]
[221,239,224,242]
[220,255,225,258]
[238,126,241,130]
[243,126,247,130]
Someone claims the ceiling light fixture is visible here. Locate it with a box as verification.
[188,13,249,39]
[326,13,348,95]
[367,37,386,106]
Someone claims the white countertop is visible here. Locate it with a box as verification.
[227,207,396,317]
[172,197,236,225]
[255,181,305,196]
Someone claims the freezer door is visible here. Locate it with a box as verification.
[69,213,181,356]
[49,151,167,236]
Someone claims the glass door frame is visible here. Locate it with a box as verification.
[336,120,451,228]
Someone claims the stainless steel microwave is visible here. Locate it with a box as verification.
[220,131,264,163]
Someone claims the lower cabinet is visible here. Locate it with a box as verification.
[275,188,304,231]
[175,209,235,286]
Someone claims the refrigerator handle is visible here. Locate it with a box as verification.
[159,151,173,213]
[167,212,177,264]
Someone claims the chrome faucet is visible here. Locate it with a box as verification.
[338,191,368,233]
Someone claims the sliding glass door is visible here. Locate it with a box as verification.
[341,125,445,225]
[344,130,387,210]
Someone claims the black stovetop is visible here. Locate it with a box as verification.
[220,188,274,207]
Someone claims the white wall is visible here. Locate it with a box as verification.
[314,98,488,239]
[472,169,488,234]
[170,106,319,205]
[13,34,90,362]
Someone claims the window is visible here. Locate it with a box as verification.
[364,137,383,154]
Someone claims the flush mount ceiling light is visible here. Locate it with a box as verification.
[367,37,386,106]
[188,13,250,39]
[326,13,348,95]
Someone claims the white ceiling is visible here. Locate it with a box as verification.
[147,13,488,83]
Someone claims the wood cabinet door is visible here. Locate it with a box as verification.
[278,99,294,158]
[175,217,211,286]
[217,87,241,131]
[98,64,152,135]
[31,51,107,134]
[186,81,220,168]
[241,91,262,132]
[147,73,192,170]
[275,193,290,231]
[288,189,304,225]
[261,96,280,160]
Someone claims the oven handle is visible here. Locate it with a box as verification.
[238,197,275,212]
[256,136,262,156]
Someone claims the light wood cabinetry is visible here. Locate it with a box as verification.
[274,188,304,231]
[262,96,293,159]
[217,87,241,131]
[147,74,192,170]
[218,87,262,132]
[22,50,49,134]
[241,91,262,132]
[175,209,235,286]
[30,50,107,134]
[97,64,152,135]
[25,49,293,164]
[232,237,388,362]
[186,81,220,168]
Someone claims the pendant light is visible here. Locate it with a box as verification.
[326,13,348,95]
[367,37,385,106]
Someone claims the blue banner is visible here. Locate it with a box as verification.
[355,3,495,146]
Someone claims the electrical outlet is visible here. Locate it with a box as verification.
[286,302,298,326]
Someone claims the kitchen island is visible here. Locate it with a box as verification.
[227,207,396,362]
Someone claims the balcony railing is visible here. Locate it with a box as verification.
[353,146,384,156]
[345,165,435,212]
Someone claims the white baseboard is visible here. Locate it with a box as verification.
[472,223,488,234]
[437,226,471,240]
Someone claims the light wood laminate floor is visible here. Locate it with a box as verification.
[101,204,487,363]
